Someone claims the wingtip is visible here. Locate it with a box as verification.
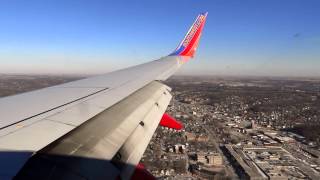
[201,12,208,16]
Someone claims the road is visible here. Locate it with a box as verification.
[203,124,239,179]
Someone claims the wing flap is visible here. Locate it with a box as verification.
[13,81,172,179]
[117,87,171,180]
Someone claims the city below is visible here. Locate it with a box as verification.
[1,74,320,179]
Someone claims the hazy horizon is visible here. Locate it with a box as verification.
[2,71,320,79]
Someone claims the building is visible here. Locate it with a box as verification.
[196,153,223,166]
[251,120,256,129]
[197,153,207,164]
[207,153,223,166]
[185,132,196,141]
[197,135,209,142]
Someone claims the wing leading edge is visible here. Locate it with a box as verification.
[0,12,208,179]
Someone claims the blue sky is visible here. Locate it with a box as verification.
[0,0,319,76]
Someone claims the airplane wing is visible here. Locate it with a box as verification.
[0,12,208,180]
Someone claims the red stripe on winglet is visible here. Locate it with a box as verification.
[180,16,206,57]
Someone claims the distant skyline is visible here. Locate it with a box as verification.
[0,0,319,77]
